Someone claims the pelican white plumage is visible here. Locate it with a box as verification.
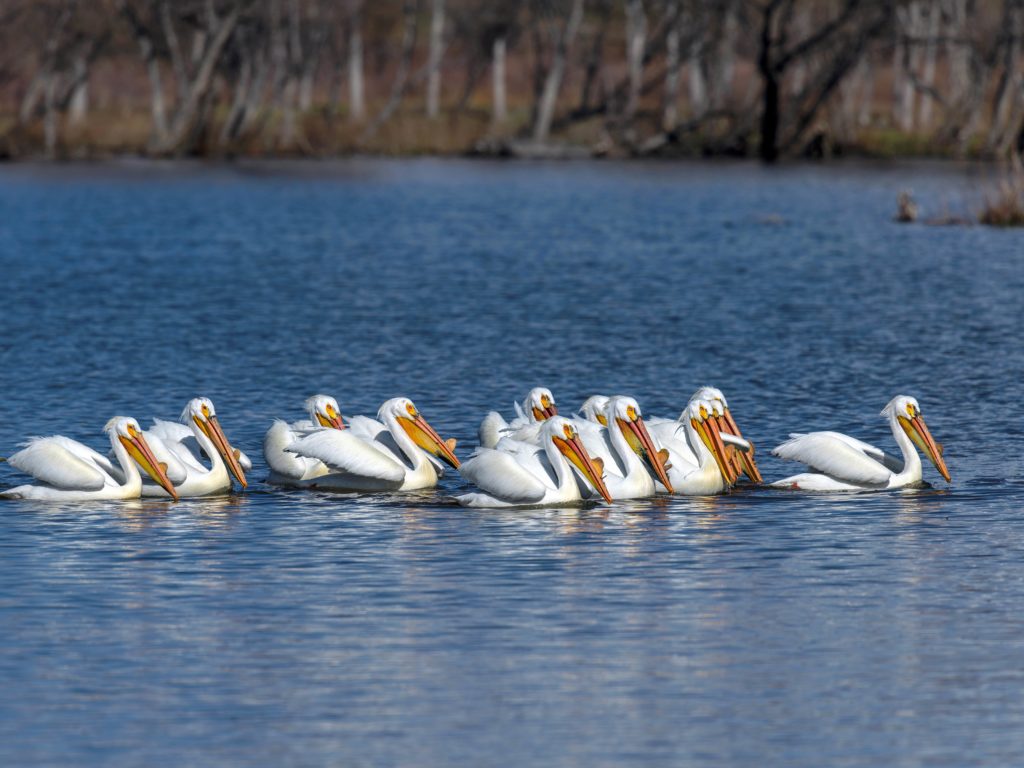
[1,417,178,501]
[135,397,248,497]
[652,399,743,495]
[770,395,951,491]
[577,395,610,425]
[572,396,674,499]
[457,416,612,508]
[478,387,558,449]
[647,386,763,484]
[281,397,459,491]
[264,394,346,486]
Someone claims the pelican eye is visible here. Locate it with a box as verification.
[201,404,212,418]
[699,405,709,420]
[406,403,418,417]
[626,405,638,421]
[562,424,575,439]
[906,403,916,417]
[541,394,552,408]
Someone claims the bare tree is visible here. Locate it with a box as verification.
[532,0,585,143]
[426,0,446,117]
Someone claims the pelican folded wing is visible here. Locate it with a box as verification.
[9,438,108,491]
[458,449,548,504]
[772,432,893,486]
[286,429,406,483]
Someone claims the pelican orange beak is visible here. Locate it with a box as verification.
[399,413,460,469]
[553,428,613,503]
[194,414,248,488]
[121,428,179,501]
[316,404,345,430]
[617,415,674,494]
[899,413,951,482]
[532,396,558,421]
[718,408,763,484]
[693,414,736,485]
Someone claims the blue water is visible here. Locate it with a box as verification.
[1,159,1023,766]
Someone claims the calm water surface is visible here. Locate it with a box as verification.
[1,159,1023,766]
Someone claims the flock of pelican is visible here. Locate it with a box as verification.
[0,388,950,506]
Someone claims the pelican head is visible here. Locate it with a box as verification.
[543,416,612,503]
[687,386,762,484]
[104,416,179,500]
[526,387,558,421]
[304,394,345,430]
[382,397,460,469]
[607,396,674,493]
[578,395,610,426]
[691,386,728,409]
[180,397,247,488]
[687,399,736,485]
[883,395,950,482]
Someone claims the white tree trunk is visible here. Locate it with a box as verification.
[688,40,707,119]
[492,35,507,125]
[918,0,940,128]
[898,1,923,132]
[426,0,445,118]
[624,0,646,121]
[348,17,364,120]
[68,55,89,126]
[533,0,585,143]
[43,72,58,158]
[663,4,680,130]
[712,1,737,109]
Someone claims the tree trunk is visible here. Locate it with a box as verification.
[758,4,779,163]
[688,39,707,119]
[918,0,940,129]
[533,0,585,143]
[492,35,507,125]
[348,13,365,120]
[43,71,58,158]
[578,0,611,112]
[712,1,737,109]
[68,55,88,126]
[898,1,922,132]
[150,6,240,155]
[624,0,646,121]
[360,0,418,143]
[663,2,680,130]
[426,0,445,118]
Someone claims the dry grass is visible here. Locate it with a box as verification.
[979,156,1024,227]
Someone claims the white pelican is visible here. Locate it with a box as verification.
[577,395,609,425]
[135,397,248,497]
[655,399,741,495]
[770,395,951,491]
[1,417,179,502]
[648,387,763,484]
[282,397,459,491]
[457,416,612,508]
[573,396,674,499]
[264,395,346,486]
[478,387,558,449]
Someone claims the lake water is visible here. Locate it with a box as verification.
[1,159,1023,766]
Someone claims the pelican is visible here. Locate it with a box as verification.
[282,397,459,491]
[578,395,609,425]
[1,417,178,501]
[573,396,674,499]
[135,397,248,497]
[653,399,744,495]
[770,395,951,491]
[478,387,558,449]
[648,387,763,484]
[457,416,612,508]
[264,395,346,486]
